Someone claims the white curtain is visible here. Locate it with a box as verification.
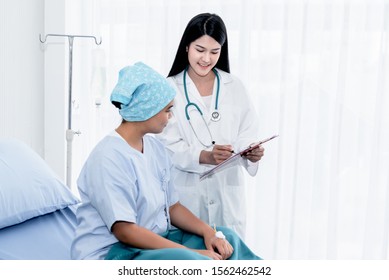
[65,0,389,259]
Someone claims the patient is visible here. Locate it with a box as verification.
[71,62,261,260]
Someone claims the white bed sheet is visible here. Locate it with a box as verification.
[0,205,78,260]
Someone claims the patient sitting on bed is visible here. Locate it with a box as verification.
[71,62,261,260]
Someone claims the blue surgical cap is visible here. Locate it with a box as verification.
[110,62,176,121]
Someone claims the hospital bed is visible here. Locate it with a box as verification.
[0,138,80,259]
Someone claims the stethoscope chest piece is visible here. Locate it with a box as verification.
[211,110,221,122]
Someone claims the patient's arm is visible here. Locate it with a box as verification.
[112,221,224,259]
[169,202,215,237]
[169,202,233,260]
[111,221,184,250]
[111,202,232,260]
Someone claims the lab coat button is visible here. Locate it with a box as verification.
[209,200,215,205]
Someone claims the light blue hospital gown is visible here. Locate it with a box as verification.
[71,131,178,259]
[71,131,260,260]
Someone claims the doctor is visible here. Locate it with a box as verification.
[157,13,265,239]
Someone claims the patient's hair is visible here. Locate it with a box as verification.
[168,13,230,77]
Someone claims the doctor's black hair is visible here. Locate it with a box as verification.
[167,13,230,77]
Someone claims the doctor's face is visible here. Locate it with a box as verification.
[187,35,221,77]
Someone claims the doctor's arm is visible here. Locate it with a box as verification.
[232,83,264,174]
[158,106,233,169]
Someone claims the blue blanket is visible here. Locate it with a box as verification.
[105,227,261,260]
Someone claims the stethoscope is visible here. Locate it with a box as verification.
[183,67,220,148]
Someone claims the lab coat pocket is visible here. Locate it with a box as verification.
[223,184,245,236]
[223,169,246,228]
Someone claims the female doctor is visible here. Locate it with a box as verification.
[157,13,265,239]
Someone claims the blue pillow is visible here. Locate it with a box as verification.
[0,138,80,229]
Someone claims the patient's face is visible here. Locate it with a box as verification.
[146,100,174,134]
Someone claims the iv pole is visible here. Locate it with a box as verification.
[39,34,102,188]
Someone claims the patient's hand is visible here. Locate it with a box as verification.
[203,232,234,260]
[192,249,223,260]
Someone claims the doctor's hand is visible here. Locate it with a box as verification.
[243,145,265,163]
[210,144,234,165]
[200,144,234,165]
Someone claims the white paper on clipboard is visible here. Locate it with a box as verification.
[199,134,279,181]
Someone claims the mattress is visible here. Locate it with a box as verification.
[0,205,78,260]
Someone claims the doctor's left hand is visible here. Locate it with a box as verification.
[243,145,265,163]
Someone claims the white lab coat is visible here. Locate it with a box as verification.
[157,69,260,238]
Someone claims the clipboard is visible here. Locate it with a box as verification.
[199,134,279,181]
